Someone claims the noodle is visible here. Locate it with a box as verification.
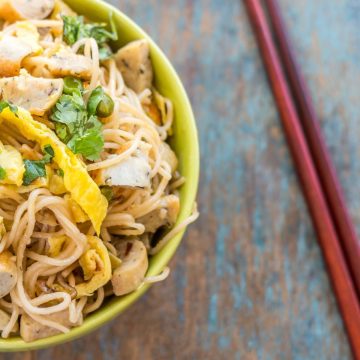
[143,267,170,284]
[83,287,104,315]
[150,204,200,255]
[1,305,19,338]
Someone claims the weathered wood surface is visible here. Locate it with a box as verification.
[5,0,360,358]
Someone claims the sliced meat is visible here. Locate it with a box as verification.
[44,49,93,80]
[0,0,55,21]
[0,251,17,298]
[20,309,77,342]
[0,36,34,77]
[10,22,42,54]
[137,195,180,233]
[0,72,63,116]
[160,142,178,173]
[115,39,153,93]
[111,240,148,296]
[0,309,18,333]
[99,150,151,188]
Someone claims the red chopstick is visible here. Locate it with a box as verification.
[265,0,360,302]
[244,0,360,357]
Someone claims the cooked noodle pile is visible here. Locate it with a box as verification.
[0,0,198,341]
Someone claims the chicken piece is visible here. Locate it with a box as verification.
[137,195,180,233]
[0,251,17,298]
[99,149,151,188]
[43,49,93,80]
[0,309,18,333]
[0,36,35,77]
[115,39,153,93]
[0,0,55,21]
[20,309,77,342]
[0,22,42,77]
[160,142,178,173]
[0,72,63,115]
[111,240,148,296]
[10,21,42,54]
[65,195,89,223]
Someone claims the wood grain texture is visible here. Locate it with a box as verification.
[4,0,360,359]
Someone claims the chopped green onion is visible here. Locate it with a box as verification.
[87,86,114,118]
[22,145,55,185]
[97,93,114,117]
[63,77,83,95]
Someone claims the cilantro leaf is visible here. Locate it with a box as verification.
[62,14,117,60]
[0,166,6,180]
[62,15,80,45]
[23,160,47,186]
[23,145,54,185]
[69,127,104,161]
[50,92,104,160]
[52,92,86,126]
[0,100,18,114]
[43,144,55,162]
[55,122,71,143]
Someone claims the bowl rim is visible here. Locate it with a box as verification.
[0,0,199,352]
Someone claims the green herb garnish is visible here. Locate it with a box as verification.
[62,14,118,60]
[0,100,17,114]
[50,90,104,160]
[23,145,55,185]
[87,86,114,118]
[43,144,55,161]
[63,77,84,95]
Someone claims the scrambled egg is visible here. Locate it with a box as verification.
[65,194,89,223]
[0,141,24,186]
[76,236,111,297]
[0,107,108,233]
[48,168,67,195]
[48,235,69,257]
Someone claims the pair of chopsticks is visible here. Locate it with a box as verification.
[245,0,360,357]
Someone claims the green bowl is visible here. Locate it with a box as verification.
[0,0,199,352]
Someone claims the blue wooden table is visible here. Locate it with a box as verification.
[8,1,359,359]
